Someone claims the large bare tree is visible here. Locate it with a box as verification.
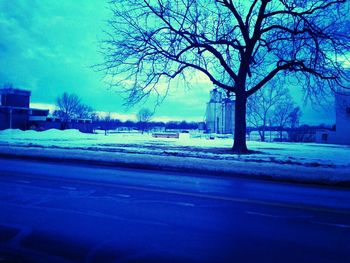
[101,0,350,153]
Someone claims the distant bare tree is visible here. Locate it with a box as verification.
[101,0,350,153]
[1,83,14,90]
[101,112,112,135]
[288,106,302,130]
[55,93,81,121]
[137,108,153,133]
[90,112,100,122]
[55,92,94,128]
[285,106,302,141]
[273,103,301,141]
[247,81,291,141]
[76,104,94,119]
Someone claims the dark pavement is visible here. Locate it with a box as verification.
[0,157,349,263]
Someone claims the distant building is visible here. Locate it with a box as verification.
[315,92,350,145]
[334,92,350,144]
[0,88,48,130]
[0,87,94,133]
[205,88,235,134]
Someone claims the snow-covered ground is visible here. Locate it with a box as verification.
[0,129,349,184]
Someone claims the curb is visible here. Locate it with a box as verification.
[0,151,350,188]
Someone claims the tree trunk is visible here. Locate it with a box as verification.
[261,118,266,142]
[280,129,283,140]
[232,94,249,153]
[260,129,265,142]
[258,130,265,142]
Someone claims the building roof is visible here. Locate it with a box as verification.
[0,88,31,96]
[0,106,49,112]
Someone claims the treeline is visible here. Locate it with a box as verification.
[247,124,335,142]
[247,123,334,132]
[93,118,200,131]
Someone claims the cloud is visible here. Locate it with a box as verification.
[30,102,56,112]
[96,111,135,122]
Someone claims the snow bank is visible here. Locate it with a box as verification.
[0,129,95,146]
[0,129,349,184]
[0,129,84,139]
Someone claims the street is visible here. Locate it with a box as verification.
[0,157,349,263]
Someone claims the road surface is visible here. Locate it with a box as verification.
[0,157,349,263]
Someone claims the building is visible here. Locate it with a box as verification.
[315,92,350,145]
[0,88,94,133]
[205,88,235,134]
[334,92,350,144]
[0,88,49,130]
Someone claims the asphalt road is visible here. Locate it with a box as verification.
[0,157,349,263]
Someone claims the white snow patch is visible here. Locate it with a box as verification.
[0,129,349,183]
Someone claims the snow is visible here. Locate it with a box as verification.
[0,129,349,184]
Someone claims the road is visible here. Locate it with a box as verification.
[0,157,349,263]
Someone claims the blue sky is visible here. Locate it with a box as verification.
[0,0,335,124]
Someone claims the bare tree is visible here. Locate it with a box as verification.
[288,106,302,129]
[137,108,153,133]
[1,83,14,90]
[76,104,94,119]
[273,103,301,141]
[55,92,94,128]
[102,112,112,135]
[55,93,81,121]
[247,80,291,141]
[101,0,350,153]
